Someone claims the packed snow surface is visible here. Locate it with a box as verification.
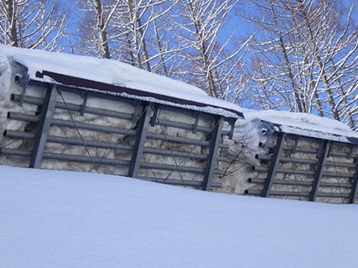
[1,165,358,268]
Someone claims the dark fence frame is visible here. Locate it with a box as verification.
[1,75,239,191]
[247,131,358,204]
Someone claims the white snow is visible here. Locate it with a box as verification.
[243,109,350,131]
[1,165,358,268]
[243,109,358,143]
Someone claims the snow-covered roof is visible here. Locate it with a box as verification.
[0,45,243,119]
[243,109,358,145]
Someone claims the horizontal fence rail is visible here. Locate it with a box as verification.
[246,133,358,204]
[5,75,358,204]
[2,81,235,191]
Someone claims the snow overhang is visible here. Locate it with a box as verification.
[268,121,358,145]
[243,110,358,145]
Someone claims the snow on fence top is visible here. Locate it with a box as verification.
[243,109,358,145]
[2,45,358,144]
[0,45,243,119]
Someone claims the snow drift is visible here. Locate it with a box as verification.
[1,165,358,268]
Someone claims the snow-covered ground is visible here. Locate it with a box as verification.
[1,165,358,268]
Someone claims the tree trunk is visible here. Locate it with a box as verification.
[4,0,18,46]
[93,0,110,59]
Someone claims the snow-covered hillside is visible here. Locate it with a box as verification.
[1,165,358,268]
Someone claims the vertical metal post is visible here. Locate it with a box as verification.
[261,132,285,197]
[128,103,152,178]
[202,116,224,191]
[80,91,88,116]
[349,158,358,204]
[309,140,331,202]
[29,85,58,168]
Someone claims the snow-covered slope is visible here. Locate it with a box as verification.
[1,165,358,268]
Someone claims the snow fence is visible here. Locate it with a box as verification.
[216,119,358,204]
[0,53,239,191]
[1,47,358,204]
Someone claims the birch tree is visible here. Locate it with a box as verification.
[0,0,67,50]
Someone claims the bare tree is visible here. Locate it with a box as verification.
[173,0,250,101]
[110,0,179,72]
[76,0,180,76]
[76,0,119,58]
[243,0,358,128]
[0,0,67,50]
[242,0,306,112]
[92,0,120,58]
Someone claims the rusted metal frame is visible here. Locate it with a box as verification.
[29,84,58,168]
[309,140,331,202]
[201,116,224,191]
[261,132,286,197]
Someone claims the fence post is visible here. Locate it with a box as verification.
[261,132,285,197]
[128,103,152,178]
[202,116,224,191]
[309,140,331,202]
[29,85,58,168]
